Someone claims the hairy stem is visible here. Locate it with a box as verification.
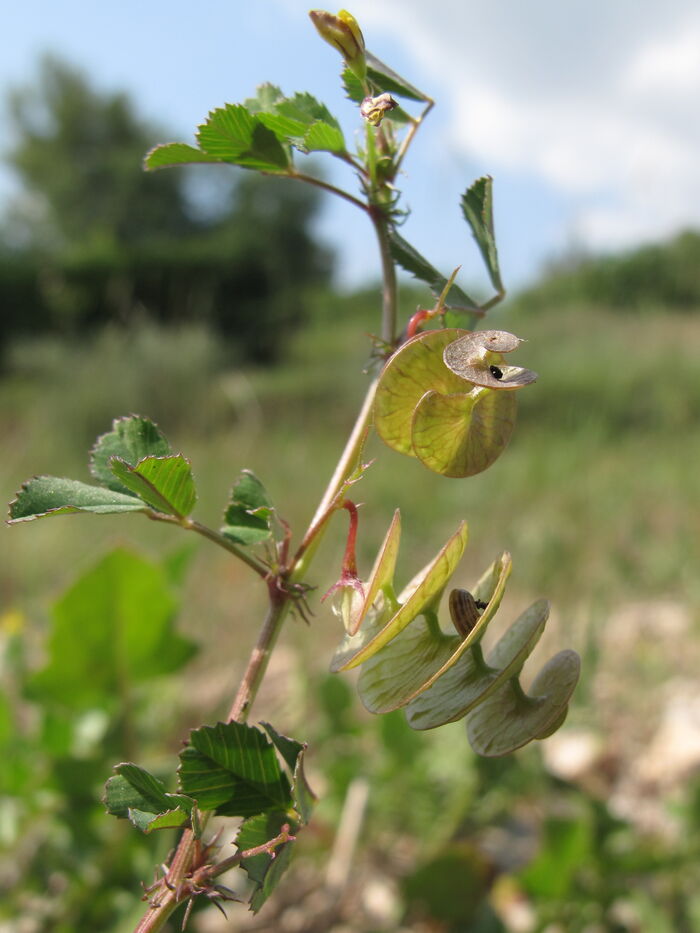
[394,96,434,174]
[370,208,398,345]
[301,377,377,554]
[147,511,270,579]
[227,594,289,722]
[286,170,369,213]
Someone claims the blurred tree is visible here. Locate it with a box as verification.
[6,56,193,250]
[0,57,332,362]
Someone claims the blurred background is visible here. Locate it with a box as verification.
[1,2,699,931]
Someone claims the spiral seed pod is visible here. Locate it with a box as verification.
[442,330,538,389]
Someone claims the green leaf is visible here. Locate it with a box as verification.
[237,811,297,913]
[257,93,346,154]
[163,542,197,586]
[90,415,171,493]
[110,455,197,518]
[388,230,480,309]
[291,747,316,825]
[105,762,195,833]
[303,120,346,154]
[26,548,196,708]
[144,142,223,170]
[342,55,426,103]
[261,722,304,773]
[258,725,316,823]
[178,721,293,816]
[406,596,548,730]
[366,51,427,102]
[461,176,503,293]
[243,83,286,113]
[275,92,342,133]
[466,649,581,757]
[7,476,145,522]
[520,814,592,898]
[130,807,191,833]
[358,553,512,716]
[196,104,291,171]
[331,521,468,672]
[221,470,274,545]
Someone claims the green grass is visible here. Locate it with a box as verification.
[3,295,698,618]
[2,293,700,931]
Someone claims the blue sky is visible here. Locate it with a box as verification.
[2,1,699,294]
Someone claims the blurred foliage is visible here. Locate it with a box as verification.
[514,229,700,313]
[0,549,195,932]
[6,56,193,249]
[2,282,700,929]
[0,58,332,362]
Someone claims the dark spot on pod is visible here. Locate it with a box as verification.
[449,588,485,639]
[489,365,503,380]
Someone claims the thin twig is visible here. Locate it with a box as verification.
[285,170,369,213]
[146,511,270,578]
[227,595,289,723]
[394,96,434,174]
[369,208,398,345]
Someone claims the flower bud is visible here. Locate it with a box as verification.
[309,9,367,81]
[360,92,397,126]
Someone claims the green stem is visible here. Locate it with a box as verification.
[369,208,398,345]
[147,511,270,579]
[226,594,290,723]
[286,170,369,213]
[299,377,377,563]
[394,96,434,174]
[186,518,270,578]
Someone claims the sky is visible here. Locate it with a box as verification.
[2,0,699,294]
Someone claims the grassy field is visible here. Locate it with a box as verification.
[2,289,699,930]
[2,289,699,732]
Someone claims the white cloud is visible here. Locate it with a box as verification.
[349,0,700,254]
